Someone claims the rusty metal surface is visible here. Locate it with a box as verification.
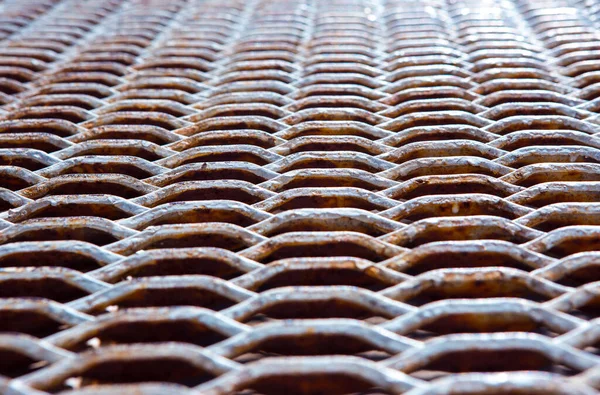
[0,0,600,393]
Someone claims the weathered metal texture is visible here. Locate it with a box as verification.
[0,0,600,393]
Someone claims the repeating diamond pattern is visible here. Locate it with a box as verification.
[1,0,600,393]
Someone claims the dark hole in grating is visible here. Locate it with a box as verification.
[518,193,600,209]
[400,201,520,222]
[83,130,172,144]
[0,157,51,171]
[244,299,389,321]
[70,147,164,161]
[142,233,249,251]
[401,252,536,276]
[264,222,386,237]
[277,177,383,191]
[287,143,376,155]
[203,108,282,119]
[0,139,64,153]
[170,169,267,184]
[69,321,228,351]
[0,199,16,212]
[416,313,551,336]
[269,195,385,213]
[401,227,533,248]
[234,349,394,365]
[43,181,146,198]
[416,349,574,376]
[42,83,110,99]
[387,130,490,146]
[180,135,277,148]
[149,188,263,206]
[404,278,552,306]
[253,268,389,292]
[396,181,512,199]
[386,92,469,106]
[21,203,133,221]
[393,166,503,182]
[113,258,245,281]
[0,82,24,95]
[282,158,381,172]
[480,96,572,107]
[512,172,600,187]
[10,228,118,246]
[531,217,600,232]
[0,174,36,190]
[2,125,74,138]
[105,105,187,117]
[9,227,120,246]
[179,152,271,166]
[556,266,600,287]
[0,311,65,337]
[35,98,99,110]
[11,110,89,123]
[234,373,391,395]
[294,102,375,111]
[236,334,390,358]
[0,350,40,378]
[93,116,179,130]
[52,358,215,391]
[87,288,238,315]
[57,163,156,179]
[0,71,32,83]
[571,297,600,320]
[0,251,104,272]
[545,238,600,259]
[0,279,88,303]
[259,242,389,263]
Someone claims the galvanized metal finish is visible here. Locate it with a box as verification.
[0,0,600,393]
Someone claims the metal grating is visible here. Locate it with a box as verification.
[0,0,600,393]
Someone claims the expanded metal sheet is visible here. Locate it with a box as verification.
[0,0,600,393]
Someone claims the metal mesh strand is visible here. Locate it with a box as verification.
[0,0,600,393]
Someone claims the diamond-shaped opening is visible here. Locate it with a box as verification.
[254,268,390,292]
[87,287,238,315]
[68,320,228,351]
[41,181,145,198]
[408,349,573,379]
[407,313,561,338]
[401,279,553,306]
[233,333,391,362]
[267,194,385,213]
[142,233,249,251]
[555,265,600,286]
[545,237,600,259]
[9,226,120,245]
[0,310,65,337]
[0,250,104,272]
[0,173,36,190]
[258,242,390,263]
[397,180,512,199]
[400,226,533,248]
[112,257,246,281]
[20,203,133,221]
[0,278,89,302]
[58,162,154,179]
[0,349,46,378]
[150,188,263,206]
[400,252,536,276]
[242,299,392,322]
[52,358,216,391]
[144,208,259,228]
[231,373,390,395]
